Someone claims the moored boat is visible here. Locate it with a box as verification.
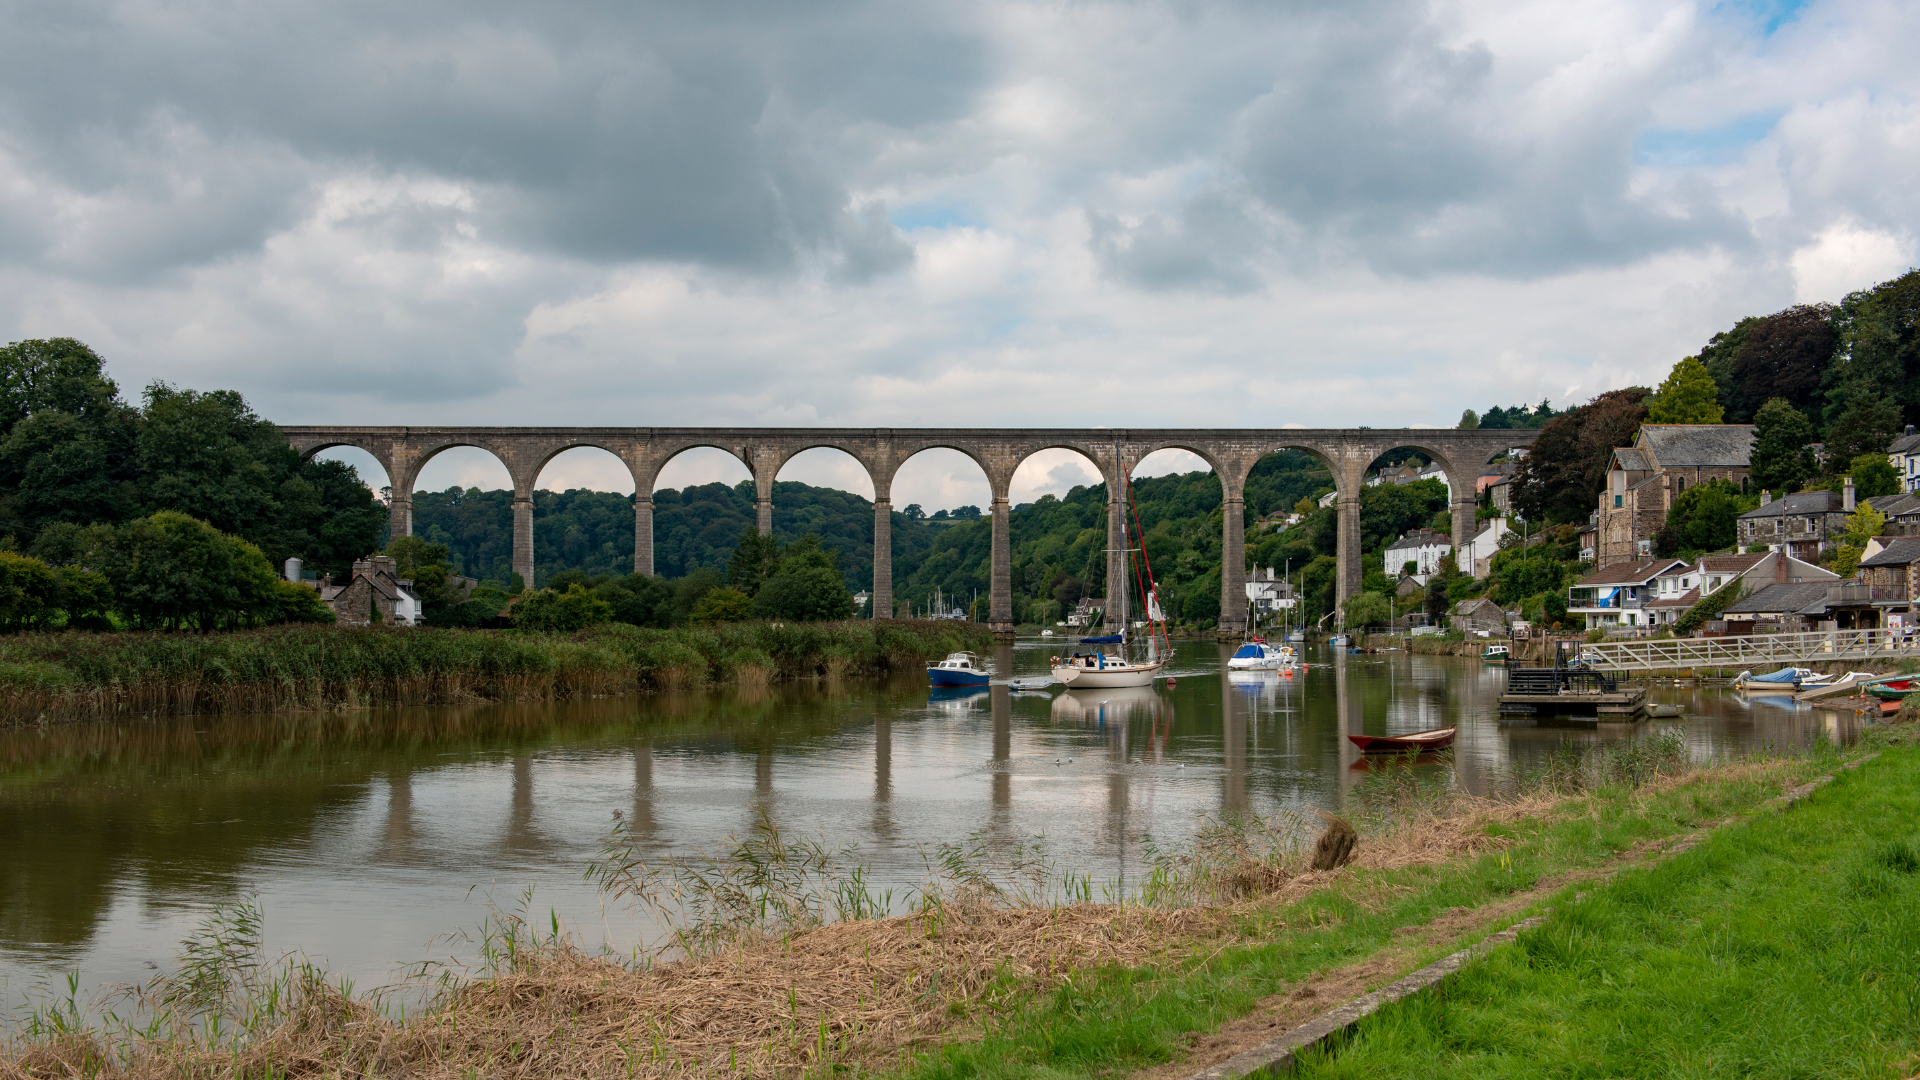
[1228,640,1295,670]
[1347,727,1457,753]
[1048,478,1168,690]
[1481,644,1509,663]
[1733,667,1819,693]
[928,651,991,687]
[1867,678,1920,701]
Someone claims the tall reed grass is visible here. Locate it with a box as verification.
[0,620,991,726]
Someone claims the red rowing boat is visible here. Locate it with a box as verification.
[1347,727,1457,753]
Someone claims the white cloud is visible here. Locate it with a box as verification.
[1790,222,1915,304]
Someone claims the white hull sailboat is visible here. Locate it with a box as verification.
[1049,485,1168,690]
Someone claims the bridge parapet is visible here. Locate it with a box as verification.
[1579,629,1918,673]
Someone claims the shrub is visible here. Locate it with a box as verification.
[513,584,615,632]
[689,586,754,624]
[752,566,855,622]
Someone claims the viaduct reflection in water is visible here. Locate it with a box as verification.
[0,640,1871,1004]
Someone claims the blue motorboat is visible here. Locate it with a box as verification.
[928,651,991,687]
[1733,666,1819,693]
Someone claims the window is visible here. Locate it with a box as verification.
[1615,494,1623,508]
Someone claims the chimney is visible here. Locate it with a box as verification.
[1908,424,1916,437]
[1760,489,1771,506]
[1844,475,1855,512]
[284,557,302,583]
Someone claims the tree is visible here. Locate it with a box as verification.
[592,574,680,628]
[1733,304,1836,418]
[1749,398,1818,494]
[1646,358,1724,424]
[1342,591,1391,630]
[726,528,784,596]
[96,511,282,630]
[0,551,65,631]
[1826,269,1920,431]
[1661,478,1751,554]
[1822,391,1900,470]
[384,536,453,610]
[1458,409,1479,429]
[513,583,614,632]
[1698,317,1760,421]
[1851,454,1901,499]
[1510,388,1651,523]
[752,565,856,621]
[689,585,754,623]
[1830,501,1888,578]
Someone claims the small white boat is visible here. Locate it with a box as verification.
[1287,629,1305,642]
[1733,667,1819,693]
[1329,634,1350,647]
[1227,640,1296,670]
[1051,650,1165,688]
[1040,629,1056,637]
[1007,675,1057,691]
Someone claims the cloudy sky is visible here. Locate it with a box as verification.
[1,0,1915,508]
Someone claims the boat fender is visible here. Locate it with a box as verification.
[1165,677,1176,687]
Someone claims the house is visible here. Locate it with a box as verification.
[1597,424,1756,567]
[1577,518,1597,564]
[1867,492,1920,533]
[1736,484,1856,562]
[1244,568,1295,616]
[1383,528,1453,580]
[1722,580,1879,633]
[1568,559,1687,630]
[1066,597,1106,628]
[1317,490,1338,509]
[1487,477,1514,516]
[318,556,423,626]
[1476,463,1517,498]
[1859,537,1920,629]
[1643,551,1838,628]
[1457,517,1511,579]
[852,589,871,611]
[1890,425,1920,494]
[1451,597,1506,634]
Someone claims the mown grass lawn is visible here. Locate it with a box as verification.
[1300,746,1920,1079]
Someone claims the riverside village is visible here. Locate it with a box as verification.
[2,5,1919,1078]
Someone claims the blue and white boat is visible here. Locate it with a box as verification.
[1733,666,1821,693]
[928,651,992,687]
[1227,641,1295,670]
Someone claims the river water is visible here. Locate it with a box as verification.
[0,639,1871,1016]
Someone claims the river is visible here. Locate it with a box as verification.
[0,638,1870,1016]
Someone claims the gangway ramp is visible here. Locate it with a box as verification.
[1578,629,1914,673]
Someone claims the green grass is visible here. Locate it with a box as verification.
[886,742,1859,1080]
[0,619,992,725]
[1294,746,1920,1079]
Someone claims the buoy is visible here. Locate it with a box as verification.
[1165,677,1177,687]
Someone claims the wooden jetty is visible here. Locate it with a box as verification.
[1499,641,1647,719]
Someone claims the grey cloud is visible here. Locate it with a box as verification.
[1088,187,1274,293]
[0,0,986,277]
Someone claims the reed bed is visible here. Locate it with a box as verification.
[0,620,991,727]
[0,731,1732,1080]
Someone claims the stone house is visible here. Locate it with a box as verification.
[1383,528,1453,581]
[1597,425,1756,567]
[318,556,423,626]
[1450,597,1507,634]
[1736,485,1856,562]
[1722,580,1879,633]
[1859,537,1920,629]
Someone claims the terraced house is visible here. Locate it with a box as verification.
[1736,486,1855,562]
[1596,425,1755,567]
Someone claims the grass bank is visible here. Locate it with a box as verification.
[2,731,1891,1078]
[0,620,991,726]
[1296,742,1920,1078]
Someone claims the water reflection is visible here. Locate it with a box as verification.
[0,640,1874,1012]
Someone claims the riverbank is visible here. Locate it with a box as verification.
[3,727,1897,1078]
[0,620,991,726]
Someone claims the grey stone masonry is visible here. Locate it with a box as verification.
[281,427,1531,637]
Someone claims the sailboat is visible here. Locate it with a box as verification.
[1049,483,1168,689]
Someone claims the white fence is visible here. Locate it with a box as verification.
[1578,629,1916,672]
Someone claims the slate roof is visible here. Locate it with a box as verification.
[1386,528,1451,550]
[1862,538,1920,568]
[1869,493,1920,519]
[1740,490,1845,519]
[1889,430,1920,456]
[1611,447,1652,472]
[1648,588,1701,609]
[1574,559,1687,587]
[1723,582,1835,616]
[1637,425,1757,469]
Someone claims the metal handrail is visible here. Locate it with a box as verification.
[1578,628,1913,672]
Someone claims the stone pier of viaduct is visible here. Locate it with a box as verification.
[280,427,1533,636]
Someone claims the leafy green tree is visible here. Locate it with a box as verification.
[1851,454,1901,499]
[727,528,785,596]
[512,583,614,632]
[0,551,65,631]
[1458,409,1480,429]
[97,511,281,630]
[58,566,115,631]
[1672,582,1749,636]
[588,574,679,628]
[1821,390,1900,470]
[1749,398,1818,494]
[447,585,511,627]
[1646,357,1724,423]
[689,585,754,623]
[1542,590,1569,629]
[752,566,856,621]
[1698,316,1760,422]
[0,339,140,542]
[384,536,453,608]
[273,580,337,624]
[1659,479,1752,555]
[1825,269,1920,430]
[1830,501,1888,578]
[1342,591,1391,630]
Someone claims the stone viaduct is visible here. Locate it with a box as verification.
[279,427,1533,636]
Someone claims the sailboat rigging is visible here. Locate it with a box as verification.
[1049,472,1169,688]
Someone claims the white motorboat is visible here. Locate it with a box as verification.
[1227,640,1295,670]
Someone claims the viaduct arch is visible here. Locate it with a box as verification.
[283,427,1534,636]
